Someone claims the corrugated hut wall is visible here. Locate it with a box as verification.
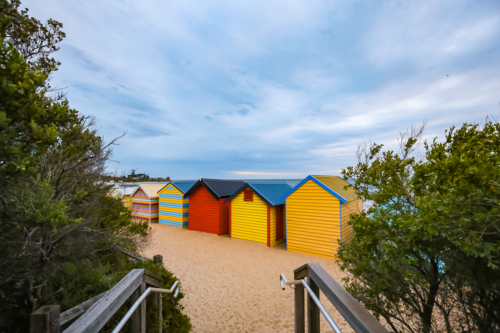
[132,188,159,223]
[158,184,189,227]
[188,185,223,235]
[123,195,133,210]
[312,175,363,244]
[231,188,267,245]
[285,179,341,259]
[229,188,284,247]
[341,199,362,242]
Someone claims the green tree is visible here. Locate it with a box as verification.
[0,9,72,187]
[338,120,500,333]
[0,1,191,331]
[2,0,65,73]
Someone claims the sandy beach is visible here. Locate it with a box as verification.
[143,223,355,333]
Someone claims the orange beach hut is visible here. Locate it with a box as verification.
[183,179,245,235]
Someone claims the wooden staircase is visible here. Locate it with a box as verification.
[30,254,169,333]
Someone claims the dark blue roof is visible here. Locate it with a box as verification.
[171,180,197,194]
[183,178,246,199]
[225,180,300,206]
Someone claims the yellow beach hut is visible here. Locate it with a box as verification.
[280,175,362,259]
[224,181,300,247]
[157,181,196,227]
[109,185,138,211]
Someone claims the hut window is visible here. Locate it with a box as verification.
[244,189,253,201]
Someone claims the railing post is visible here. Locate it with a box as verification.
[30,305,60,333]
[145,265,163,333]
[130,282,146,333]
[130,286,141,333]
[153,255,163,266]
[159,295,163,333]
[151,287,162,333]
[294,282,305,333]
[140,283,146,333]
[307,277,320,333]
[130,282,147,333]
[294,265,308,333]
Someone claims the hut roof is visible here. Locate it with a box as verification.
[242,179,302,187]
[312,175,358,202]
[172,180,197,194]
[280,175,350,204]
[224,180,302,206]
[110,185,139,197]
[184,178,245,199]
[157,180,197,195]
[133,184,165,199]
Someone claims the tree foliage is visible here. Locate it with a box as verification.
[339,120,500,333]
[0,10,72,186]
[0,1,191,331]
[2,0,64,73]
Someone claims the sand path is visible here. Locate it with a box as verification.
[143,223,355,333]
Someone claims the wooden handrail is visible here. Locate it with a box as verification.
[115,244,151,262]
[30,253,165,333]
[144,269,163,287]
[64,269,145,333]
[59,292,106,326]
[292,263,389,333]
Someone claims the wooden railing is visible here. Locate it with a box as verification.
[31,260,389,332]
[283,263,389,333]
[30,255,166,333]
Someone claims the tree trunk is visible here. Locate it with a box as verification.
[422,260,441,333]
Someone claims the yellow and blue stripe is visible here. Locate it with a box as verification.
[158,184,190,227]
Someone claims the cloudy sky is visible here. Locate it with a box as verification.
[24,0,500,179]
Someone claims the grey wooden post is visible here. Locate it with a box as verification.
[140,282,146,333]
[159,295,163,333]
[295,283,305,333]
[151,288,163,333]
[130,287,141,332]
[146,265,163,333]
[30,305,60,333]
[151,290,159,329]
[130,282,147,333]
[153,255,163,266]
[307,277,320,333]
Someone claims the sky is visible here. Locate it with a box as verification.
[23,0,500,179]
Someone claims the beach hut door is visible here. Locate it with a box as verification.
[276,206,284,240]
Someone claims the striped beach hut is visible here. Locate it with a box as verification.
[157,180,196,227]
[131,184,165,223]
[224,180,301,247]
[280,175,362,259]
[183,179,245,235]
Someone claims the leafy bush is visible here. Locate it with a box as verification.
[339,121,500,333]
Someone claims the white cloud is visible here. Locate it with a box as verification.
[22,0,500,178]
